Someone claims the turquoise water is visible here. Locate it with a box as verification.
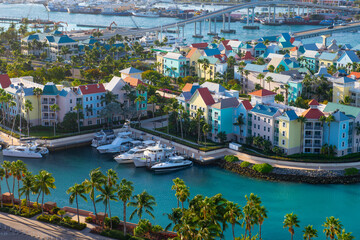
[1,146,360,239]
[1,3,360,45]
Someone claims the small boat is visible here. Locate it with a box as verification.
[97,132,133,154]
[114,140,155,164]
[151,156,193,173]
[3,144,49,158]
[132,11,160,18]
[91,129,116,148]
[133,142,174,167]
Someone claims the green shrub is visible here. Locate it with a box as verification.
[37,214,86,230]
[50,215,61,223]
[345,168,359,176]
[224,155,239,163]
[100,229,127,240]
[51,207,60,215]
[240,161,250,168]
[85,216,93,223]
[37,214,51,223]
[252,163,273,173]
[105,216,121,228]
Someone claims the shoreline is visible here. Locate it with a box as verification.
[218,160,360,184]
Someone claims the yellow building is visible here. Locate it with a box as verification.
[188,88,215,123]
[186,48,202,76]
[332,77,356,104]
[156,52,165,74]
[318,52,339,68]
[276,110,302,155]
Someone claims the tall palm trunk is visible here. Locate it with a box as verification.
[5,177,11,201]
[36,191,41,205]
[108,197,112,229]
[27,112,30,136]
[41,190,44,214]
[123,201,127,234]
[232,223,235,240]
[37,96,40,126]
[12,176,15,206]
[0,184,2,208]
[328,123,331,156]
[91,187,97,217]
[17,179,21,212]
[76,194,80,223]
[77,111,80,133]
[259,223,262,240]
[27,193,30,215]
[180,116,183,139]
[103,203,107,228]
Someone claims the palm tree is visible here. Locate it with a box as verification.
[257,73,265,88]
[1,161,12,204]
[134,95,145,127]
[35,170,56,214]
[19,172,35,215]
[224,201,243,240]
[265,76,273,90]
[326,114,335,155]
[11,160,26,209]
[67,183,87,224]
[297,116,307,153]
[171,178,185,208]
[177,104,185,139]
[97,185,117,228]
[118,179,134,234]
[148,95,157,118]
[83,168,105,218]
[0,167,5,208]
[24,100,33,136]
[283,213,300,240]
[338,229,355,240]
[202,123,211,148]
[128,191,156,220]
[323,216,343,240]
[106,169,118,187]
[195,109,204,145]
[303,225,318,240]
[233,115,245,143]
[50,104,60,136]
[32,88,42,126]
[74,103,82,133]
[257,205,267,240]
[177,184,190,209]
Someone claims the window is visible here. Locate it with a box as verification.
[258,125,260,129]
[97,96,100,100]
[282,131,286,136]
[264,118,266,122]
[264,135,266,139]
[342,141,345,147]
[268,119,270,123]
[88,120,92,125]
[86,97,88,101]
[70,107,73,111]
[254,124,256,128]
[282,122,286,127]
[254,115,256,120]
[343,124,346,129]
[264,126,266,131]
[282,140,285,145]
[70,99,72,104]
[268,127,270,132]
[342,133,345,138]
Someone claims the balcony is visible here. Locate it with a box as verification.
[314,135,322,139]
[314,126,322,130]
[305,134,312,138]
[41,100,48,104]
[305,125,313,130]
[305,143,312,147]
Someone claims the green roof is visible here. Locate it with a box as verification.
[323,102,360,118]
[43,84,59,95]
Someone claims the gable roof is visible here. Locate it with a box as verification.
[211,97,239,109]
[333,76,356,84]
[190,43,208,49]
[319,52,338,61]
[348,72,360,79]
[196,88,215,106]
[182,83,193,92]
[244,63,268,72]
[308,99,319,106]
[0,74,11,89]
[78,84,106,95]
[265,72,292,84]
[203,48,221,57]
[332,110,350,122]
[241,100,253,110]
[120,67,143,74]
[254,43,266,49]
[105,76,125,91]
[315,66,333,78]
[301,108,324,119]
[302,50,319,59]
[164,52,185,60]
[338,51,360,63]
[323,102,360,118]
[303,43,319,51]
[180,92,192,101]
[124,77,145,87]
[186,48,198,58]
[242,51,255,60]
[249,89,276,97]
[201,82,226,93]
[278,110,298,121]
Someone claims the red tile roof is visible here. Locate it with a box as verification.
[348,72,360,79]
[190,43,208,49]
[308,99,319,106]
[79,84,106,95]
[241,100,253,110]
[124,77,146,88]
[182,83,193,92]
[242,51,255,60]
[0,74,11,89]
[249,89,276,97]
[221,40,230,46]
[186,48,197,58]
[302,108,324,119]
[290,37,295,44]
[197,88,215,106]
[290,46,298,52]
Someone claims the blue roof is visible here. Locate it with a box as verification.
[59,89,69,97]
[284,110,298,121]
[278,33,291,42]
[181,92,192,101]
[23,88,34,97]
[251,104,278,117]
[241,43,252,49]
[303,43,319,51]
[319,52,338,61]
[338,51,360,63]
[258,36,277,42]
[279,41,293,48]
[203,48,221,56]
[315,66,332,78]
[254,43,266,49]
[332,110,351,121]
[342,44,353,50]
[56,35,76,44]
[334,76,356,84]
[244,63,268,73]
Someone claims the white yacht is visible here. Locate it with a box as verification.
[139,35,158,46]
[132,11,160,18]
[3,144,49,159]
[151,156,193,173]
[114,140,155,164]
[91,129,116,148]
[133,142,174,167]
[96,131,133,154]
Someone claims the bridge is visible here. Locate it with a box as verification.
[108,1,359,38]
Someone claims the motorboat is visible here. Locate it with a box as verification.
[96,131,133,154]
[151,156,193,173]
[114,140,155,164]
[133,142,174,167]
[91,129,116,148]
[3,144,49,158]
[132,11,160,18]
[139,35,158,46]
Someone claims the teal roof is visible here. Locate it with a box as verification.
[244,63,268,72]
[254,43,266,49]
[251,104,279,117]
[43,84,59,95]
[323,102,360,118]
[241,44,252,49]
[199,56,218,64]
[279,41,293,48]
[332,110,351,121]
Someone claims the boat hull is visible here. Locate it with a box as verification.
[3,150,43,158]
[151,162,193,173]
[114,158,133,164]
[133,158,156,167]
